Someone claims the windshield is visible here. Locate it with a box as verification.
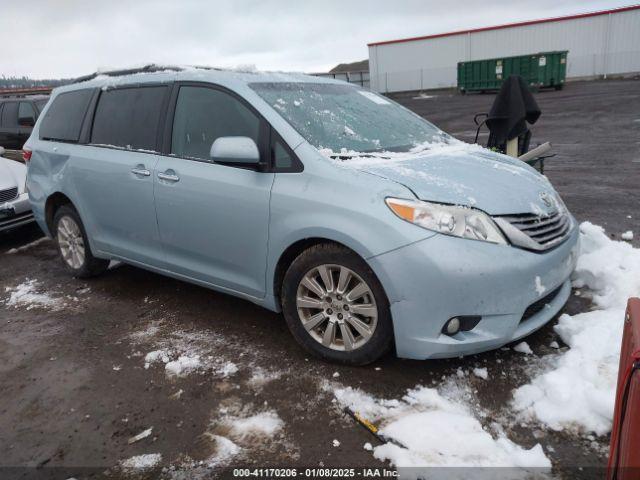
[250,82,446,154]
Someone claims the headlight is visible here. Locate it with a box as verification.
[385,198,507,245]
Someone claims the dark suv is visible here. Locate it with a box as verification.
[0,95,49,150]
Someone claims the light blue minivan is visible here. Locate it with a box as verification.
[25,66,578,364]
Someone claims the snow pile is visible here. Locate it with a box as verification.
[135,325,251,379]
[4,279,65,311]
[513,342,533,355]
[247,368,282,387]
[473,367,489,380]
[144,349,171,367]
[513,222,640,434]
[621,230,633,241]
[224,411,283,440]
[119,453,162,471]
[219,361,239,378]
[165,355,202,377]
[144,349,207,378]
[205,434,241,467]
[332,385,550,469]
[5,237,49,254]
[412,93,437,100]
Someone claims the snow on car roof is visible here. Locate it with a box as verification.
[56,64,347,95]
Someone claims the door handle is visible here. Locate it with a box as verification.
[131,167,151,177]
[158,171,180,182]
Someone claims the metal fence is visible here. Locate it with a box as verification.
[369,50,640,93]
[312,71,370,88]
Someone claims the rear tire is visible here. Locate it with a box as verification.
[53,205,109,278]
[281,243,393,365]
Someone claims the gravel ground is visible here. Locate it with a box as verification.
[1,78,638,479]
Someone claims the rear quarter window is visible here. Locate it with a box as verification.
[39,89,94,142]
[1,102,19,128]
[91,86,167,151]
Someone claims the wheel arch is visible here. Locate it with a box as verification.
[271,235,386,311]
[45,192,74,234]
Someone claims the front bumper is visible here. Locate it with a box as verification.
[0,193,35,232]
[368,223,579,360]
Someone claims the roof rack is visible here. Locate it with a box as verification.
[72,64,186,84]
[0,87,52,98]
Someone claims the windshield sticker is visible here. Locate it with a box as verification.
[358,91,391,105]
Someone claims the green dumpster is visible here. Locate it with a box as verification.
[457,51,567,93]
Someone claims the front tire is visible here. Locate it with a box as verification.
[281,243,393,365]
[53,205,109,278]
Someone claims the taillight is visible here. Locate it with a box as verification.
[22,148,32,162]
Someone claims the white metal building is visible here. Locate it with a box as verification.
[368,5,640,93]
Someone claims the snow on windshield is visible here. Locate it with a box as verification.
[250,82,445,153]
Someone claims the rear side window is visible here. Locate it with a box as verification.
[171,86,260,160]
[40,89,93,142]
[1,102,18,128]
[91,86,167,151]
[18,102,36,123]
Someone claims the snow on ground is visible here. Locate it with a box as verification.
[5,237,49,254]
[133,324,249,379]
[219,361,239,377]
[247,367,282,387]
[472,367,489,380]
[165,355,202,377]
[223,410,283,440]
[3,279,66,311]
[330,382,551,471]
[621,230,633,241]
[119,453,162,471]
[513,222,640,435]
[412,93,437,100]
[513,342,533,355]
[204,434,241,467]
[129,321,163,343]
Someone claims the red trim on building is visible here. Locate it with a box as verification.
[368,4,640,47]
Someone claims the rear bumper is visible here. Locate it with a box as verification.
[368,222,580,360]
[0,193,35,232]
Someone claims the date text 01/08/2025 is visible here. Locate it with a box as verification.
[231,467,399,478]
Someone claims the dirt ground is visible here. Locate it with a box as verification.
[1,78,638,479]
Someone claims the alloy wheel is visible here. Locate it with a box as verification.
[57,216,86,270]
[296,264,378,351]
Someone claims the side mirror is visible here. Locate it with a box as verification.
[18,116,35,127]
[210,136,260,166]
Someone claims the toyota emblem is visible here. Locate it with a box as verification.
[539,192,553,208]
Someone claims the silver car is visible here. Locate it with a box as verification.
[0,147,34,232]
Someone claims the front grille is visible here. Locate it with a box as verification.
[0,187,18,203]
[495,209,572,251]
[521,285,563,323]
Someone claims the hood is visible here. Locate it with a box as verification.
[0,157,25,192]
[349,146,557,216]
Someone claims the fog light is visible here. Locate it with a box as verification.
[445,317,461,335]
